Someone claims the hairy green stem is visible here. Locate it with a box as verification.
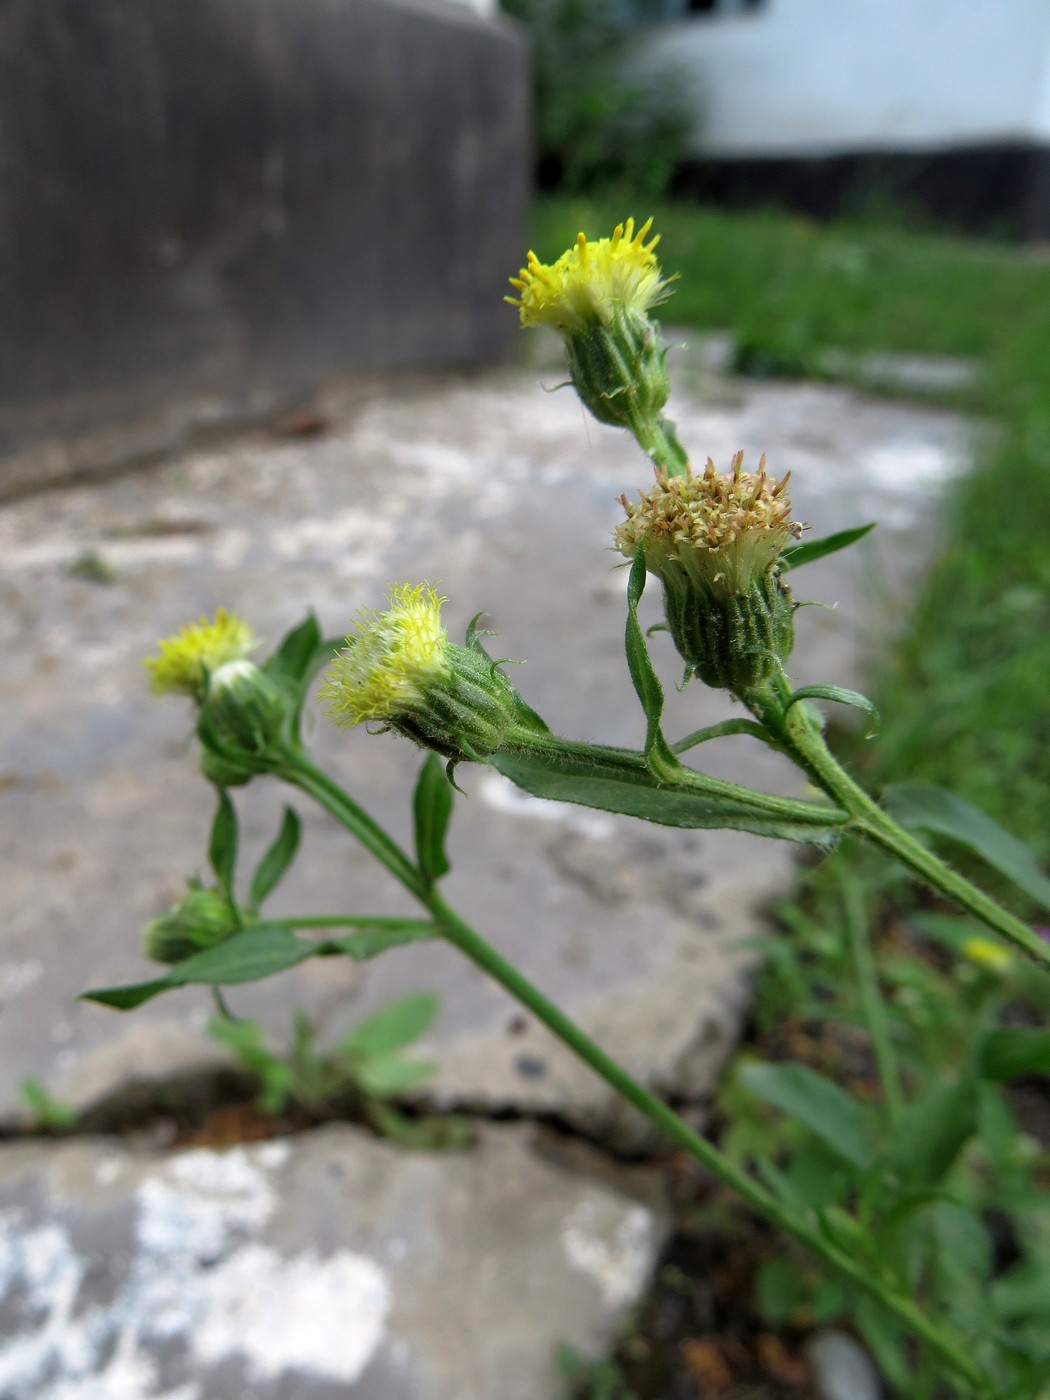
[841,869,905,1128]
[747,684,1050,969]
[277,745,991,1397]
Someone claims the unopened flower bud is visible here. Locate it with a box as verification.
[961,937,1012,975]
[144,885,238,965]
[203,659,290,754]
[615,453,802,692]
[508,217,675,432]
[318,584,526,763]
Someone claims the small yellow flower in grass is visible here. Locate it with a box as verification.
[319,584,449,729]
[507,216,673,333]
[961,937,1012,974]
[145,609,257,698]
[320,584,533,764]
[615,452,803,692]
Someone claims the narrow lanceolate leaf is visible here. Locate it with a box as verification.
[890,1074,978,1189]
[355,1055,436,1099]
[784,684,879,736]
[413,753,454,888]
[208,789,239,898]
[323,923,437,961]
[882,783,1050,914]
[737,1061,874,1170]
[264,613,322,683]
[492,746,845,846]
[779,523,876,571]
[249,806,302,910]
[625,548,679,778]
[81,925,317,1011]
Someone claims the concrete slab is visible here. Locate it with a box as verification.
[0,1123,668,1400]
[0,355,974,1129]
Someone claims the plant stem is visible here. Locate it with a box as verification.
[841,869,905,1128]
[276,746,991,1397]
[428,891,989,1397]
[748,684,1050,970]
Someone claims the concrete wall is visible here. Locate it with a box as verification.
[0,0,528,494]
[639,0,1050,157]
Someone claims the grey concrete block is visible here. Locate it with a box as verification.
[0,0,528,495]
[0,1123,669,1400]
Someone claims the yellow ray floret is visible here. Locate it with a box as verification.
[507,216,674,332]
[319,583,449,728]
[145,609,258,696]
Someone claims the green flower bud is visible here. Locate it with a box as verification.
[507,217,675,432]
[318,584,529,763]
[203,660,290,754]
[198,746,255,789]
[144,885,238,965]
[615,453,802,693]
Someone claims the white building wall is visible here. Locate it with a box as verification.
[638,0,1050,157]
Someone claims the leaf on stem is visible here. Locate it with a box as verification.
[492,746,845,844]
[625,548,680,779]
[737,1060,874,1170]
[784,684,880,737]
[249,807,302,910]
[339,993,439,1058]
[779,523,876,572]
[882,783,1050,914]
[264,613,322,683]
[323,923,437,961]
[413,753,453,888]
[208,790,239,899]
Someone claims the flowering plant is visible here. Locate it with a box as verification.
[87,220,1050,1399]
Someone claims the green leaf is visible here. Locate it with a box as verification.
[785,684,879,736]
[208,790,238,898]
[492,746,845,845]
[413,754,453,888]
[779,523,876,571]
[754,1258,804,1324]
[249,807,301,910]
[625,548,679,779]
[324,923,437,961]
[355,1054,436,1098]
[80,978,175,1010]
[169,924,316,986]
[84,925,318,1010]
[264,613,321,683]
[672,719,772,754]
[890,1075,978,1189]
[882,782,1050,914]
[980,1027,1050,1081]
[340,993,439,1059]
[737,1061,873,1170]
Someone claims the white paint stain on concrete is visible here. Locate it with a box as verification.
[561,1200,654,1309]
[0,1144,390,1398]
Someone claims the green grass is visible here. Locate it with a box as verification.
[532,196,1050,864]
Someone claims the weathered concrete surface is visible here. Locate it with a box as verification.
[0,0,527,497]
[0,1123,668,1399]
[0,351,973,1133]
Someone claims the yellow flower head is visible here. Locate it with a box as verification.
[961,937,1012,974]
[319,584,449,728]
[507,217,673,333]
[145,609,258,697]
[615,452,803,597]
